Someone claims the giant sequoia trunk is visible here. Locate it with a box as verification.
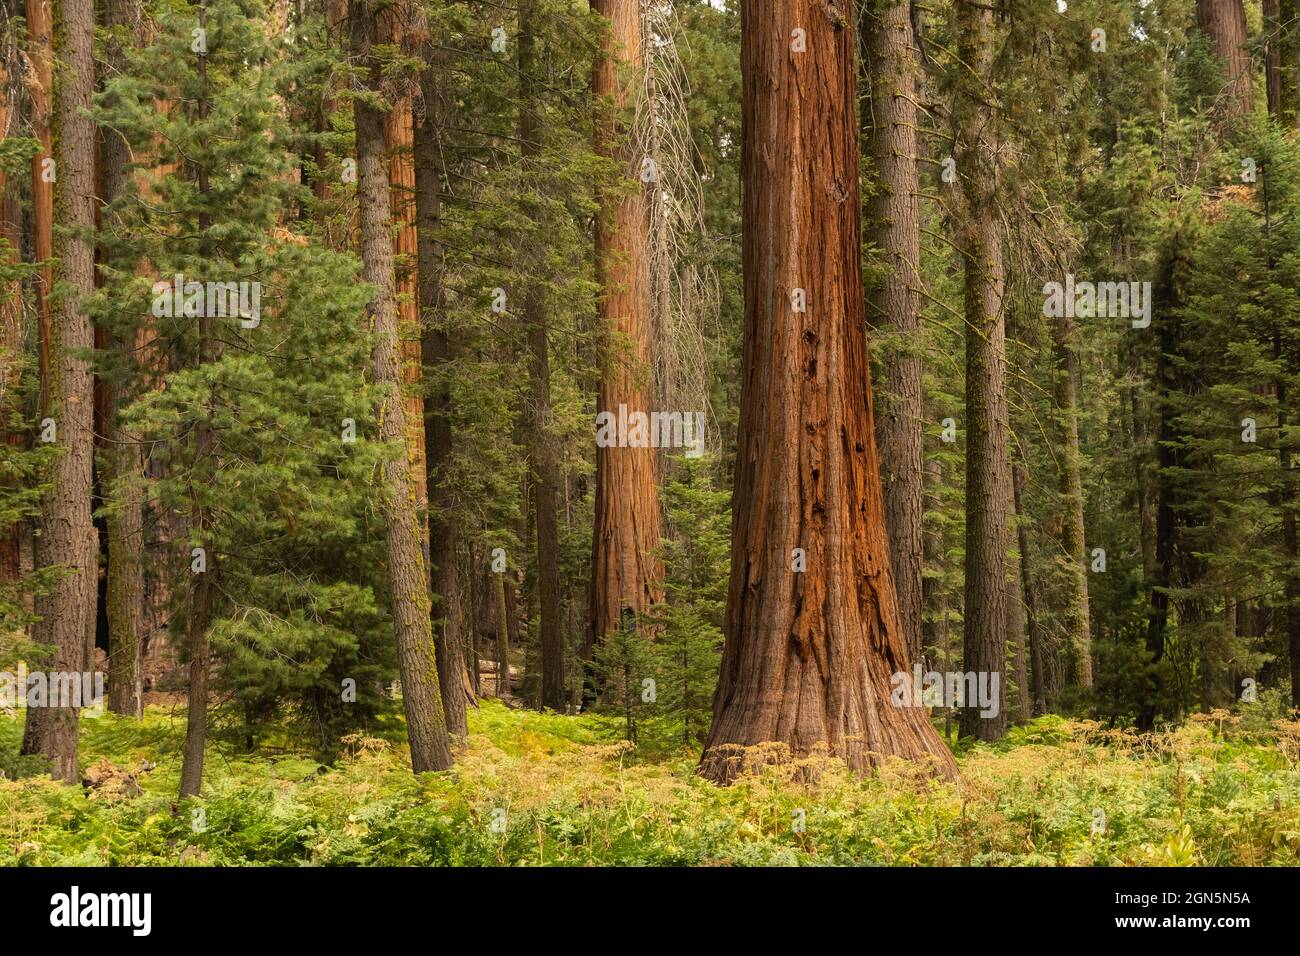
[1196,0,1253,118]
[588,0,663,672]
[954,0,1008,742]
[414,49,470,743]
[519,0,565,712]
[22,0,98,782]
[352,0,452,773]
[862,0,924,665]
[699,0,957,785]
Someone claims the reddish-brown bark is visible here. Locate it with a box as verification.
[588,0,664,668]
[699,0,957,784]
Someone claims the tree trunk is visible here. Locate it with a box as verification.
[699,0,957,785]
[1275,337,1300,710]
[1139,233,1193,732]
[101,0,145,720]
[862,0,924,666]
[1005,461,1031,723]
[377,4,429,569]
[955,0,1008,742]
[22,0,98,783]
[351,0,452,773]
[1196,0,1253,118]
[27,0,53,419]
[494,571,510,698]
[1265,0,1283,121]
[414,47,470,743]
[1052,311,1094,688]
[518,0,565,712]
[588,0,663,674]
[1012,462,1047,716]
[0,61,25,591]
[179,2,214,798]
[1295,0,1300,129]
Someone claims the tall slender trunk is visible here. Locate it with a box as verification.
[23,0,98,783]
[1139,233,1193,731]
[954,0,1008,742]
[518,0,565,712]
[179,2,214,797]
[700,0,956,785]
[1265,0,1283,120]
[351,0,452,773]
[27,0,53,419]
[862,0,924,665]
[414,48,469,742]
[1012,462,1047,715]
[377,2,430,571]
[494,572,510,698]
[0,61,25,590]
[1052,310,1093,688]
[101,0,145,720]
[1005,458,1030,723]
[588,0,663,676]
[1275,337,1300,709]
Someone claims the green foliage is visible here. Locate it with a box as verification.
[92,0,398,752]
[3,704,1299,866]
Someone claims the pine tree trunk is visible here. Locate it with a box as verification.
[1295,0,1300,129]
[588,0,663,673]
[414,50,470,743]
[101,0,145,720]
[1275,339,1300,709]
[27,0,53,419]
[862,0,924,666]
[1005,466,1030,724]
[956,0,1008,742]
[1139,234,1193,732]
[699,0,957,785]
[518,0,565,712]
[1196,0,1253,118]
[23,0,98,783]
[1265,0,1283,120]
[179,3,214,798]
[351,0,452,773]
[494,572,510,698]
[1012,462,1047,716]
[0,63,25,590]
[1052,312,1094,687]
[376,4,429,576]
